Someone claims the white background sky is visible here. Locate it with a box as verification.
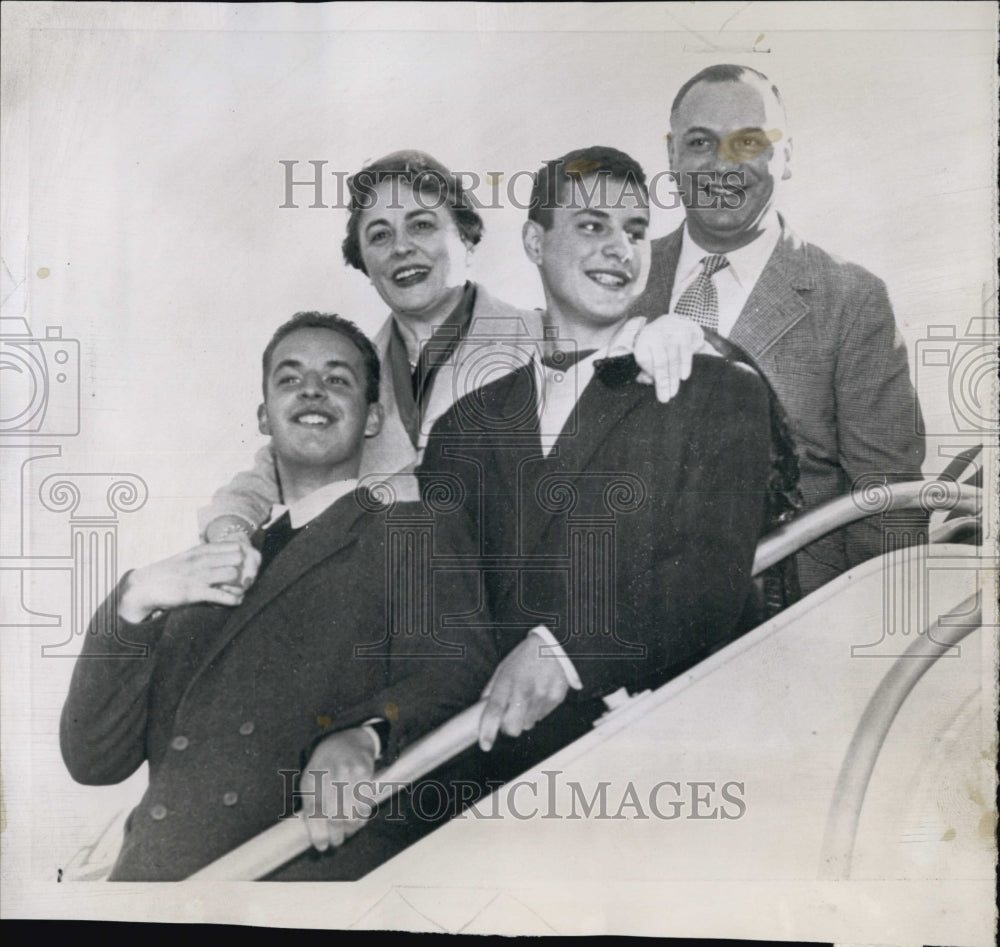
[8,5,995,560]
[2,1,996,937]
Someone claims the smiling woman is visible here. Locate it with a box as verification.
[343,152,487,394]
[342,151,484,333]
[199,150,544,536]
[198,149,701,537]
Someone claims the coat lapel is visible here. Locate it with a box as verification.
[547,365,646,479]
[180,490,372,697]
[729,223,813,358]
[627,226,684,321]
[521,362,648,562]
[470,364,544,609]
[359,318,418,476]
[417,287,543,450]
[650,225,684,311]
[488,363,544,506]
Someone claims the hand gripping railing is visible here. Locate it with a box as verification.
[191,478,982,880]
[189,700,489,880]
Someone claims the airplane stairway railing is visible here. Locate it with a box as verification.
[818,590,984,879]
[186,477,983,881]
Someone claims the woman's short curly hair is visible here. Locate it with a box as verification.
[342,150,484,275]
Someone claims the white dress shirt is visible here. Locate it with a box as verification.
[522,315,648,691]
[535,316,647,458]
[669,212,782,337]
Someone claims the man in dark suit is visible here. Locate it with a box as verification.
[627,65,926,594]
[420,146,774,771]
[61,312,495,880]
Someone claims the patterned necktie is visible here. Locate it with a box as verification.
[672,254,730,331]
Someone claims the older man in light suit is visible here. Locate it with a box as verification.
[628,65,925,594]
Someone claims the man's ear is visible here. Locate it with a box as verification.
[666,130,678,171]
[522,219,544,266]
[364,401,384,439]
[257,403,270,437]
[781,136,793,181]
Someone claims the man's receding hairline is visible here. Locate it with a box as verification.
[671,73,785,124]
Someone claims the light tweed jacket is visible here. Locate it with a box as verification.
[627,220,926,594]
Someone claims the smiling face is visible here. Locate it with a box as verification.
[669,78,791,252]
[258,327,382,495]
[523,173,650,345]
[357,180,470,324]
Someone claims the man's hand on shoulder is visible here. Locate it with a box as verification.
[633,315,717,402]
[478,637,571,752]
[299,727,378,851]
[117,542,261,623]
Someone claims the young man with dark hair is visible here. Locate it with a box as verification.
[421,146,776,773]
[200,151,709,549]
[61,312,495,880]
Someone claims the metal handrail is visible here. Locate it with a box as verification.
[753,479,980,574]
[189,700,488,880]
[818,591,983,879]
[189,478,982,880]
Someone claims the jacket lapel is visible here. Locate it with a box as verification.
[489,363,544,506]
[651,225,684,310]
[521,362,648,562]
[180,491,371,696]
[729,223,813,358]
[359,317,419,476]
[417,287,543,450]
[628,225,684,321]
[469,364,544,610]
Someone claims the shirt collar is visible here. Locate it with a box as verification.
[679,210,782,288]
[534,314,647,371]
[389,280,476,365]
[601,315,647,358]
[265,478,359,529]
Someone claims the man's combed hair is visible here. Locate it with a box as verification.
[527,145,649,230]
[261,312,380,404]
[670,64,785,120]
[342,150,484,275]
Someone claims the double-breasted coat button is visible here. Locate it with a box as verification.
[238,721,254,736]
[150,804,167,821]
[222,791,239,807]
[170,735,189,751]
